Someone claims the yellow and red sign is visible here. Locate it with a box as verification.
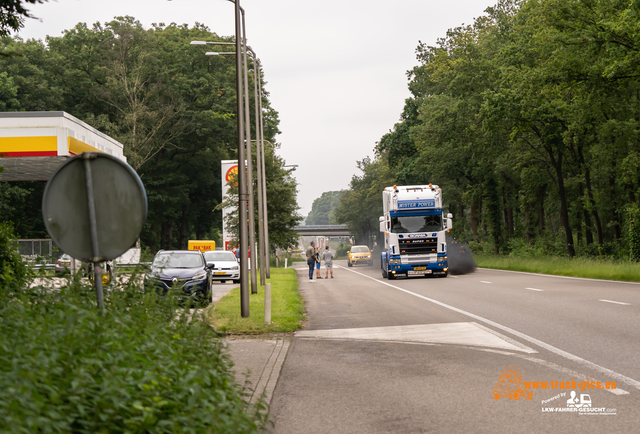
[188,240,216,252]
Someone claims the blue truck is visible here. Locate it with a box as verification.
[380,184,452,279]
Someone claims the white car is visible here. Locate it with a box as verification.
[203,250,240,284]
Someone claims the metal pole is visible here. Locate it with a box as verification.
[257,78,271,278]
[240,9,258,295]
[253,61,266,286]
[82,154,104,314]
[264,283,271,325]
[234,0,249,317]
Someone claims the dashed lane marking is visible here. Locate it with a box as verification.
[336,265,640,393]
[599,299,630,306]
[525,287,544,292]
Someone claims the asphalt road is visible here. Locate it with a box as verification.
[269,261,640,433]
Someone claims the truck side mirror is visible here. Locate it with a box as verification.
[446,213,453,231]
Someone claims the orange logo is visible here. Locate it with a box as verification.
[492,366,533,401]
[225,165,238,185]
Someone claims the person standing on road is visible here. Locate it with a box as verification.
[315,245,323,279]
[305,241,316,282]
[323,245,334,279]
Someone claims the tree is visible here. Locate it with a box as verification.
[0,0,46,38]
[306,191,343,225]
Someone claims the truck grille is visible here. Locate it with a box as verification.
[399,238,437,255]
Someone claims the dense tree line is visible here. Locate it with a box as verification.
[338,0,640,258]
[305,191,343,225]
[0,17,301,253]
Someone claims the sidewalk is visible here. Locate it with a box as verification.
[211,282,291,406]
[224,334,291,405]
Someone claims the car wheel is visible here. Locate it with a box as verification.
[347,262,352,267]
[233,280,240,284]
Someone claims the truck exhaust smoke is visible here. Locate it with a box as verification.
[447,236,476,275]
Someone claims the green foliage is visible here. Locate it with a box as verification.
[306,191,343,225]
[341,0,640,260]
[0,276,266,432]
[0,18,284,251]
[627,204,640,262]
[335,156,393,244]
[0,1,46,38]
[335,243,350,258]
[0,221,30,291]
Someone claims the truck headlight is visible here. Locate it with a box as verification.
[389,258,401,264]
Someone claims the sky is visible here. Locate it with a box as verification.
[19,0,498,218]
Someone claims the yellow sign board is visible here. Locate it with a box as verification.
[188,240,216,252]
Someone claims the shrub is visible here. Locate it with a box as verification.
[0,276,266,433]
[336,243,350,258]
[0,221,31,292]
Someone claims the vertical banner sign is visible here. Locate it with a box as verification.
[221,160,239,251]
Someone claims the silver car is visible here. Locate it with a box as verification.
[203,250,240,284]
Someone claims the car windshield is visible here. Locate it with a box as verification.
[204,251,237,262]
[153,252,203,268]
[391,215,442,233]
[351,247,369,253]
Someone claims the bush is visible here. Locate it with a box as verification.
[336,243,350,258]
[0,221,31,292]
[0,276,266,433]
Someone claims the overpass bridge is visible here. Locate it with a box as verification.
[294,225,353,237]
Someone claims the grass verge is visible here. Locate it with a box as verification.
[207,268,304,334]
[475,254,640,282]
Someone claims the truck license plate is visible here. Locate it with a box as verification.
[414,267,426,270]
[408,269,432,275]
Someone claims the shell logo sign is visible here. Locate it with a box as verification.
[225,165,239,186]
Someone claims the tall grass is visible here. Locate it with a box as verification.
[475,254,640,282]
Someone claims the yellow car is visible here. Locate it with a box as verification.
[348,246,373,267]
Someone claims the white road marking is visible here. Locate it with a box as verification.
[599,299,630,306]
[480,267,640,286]
[297,322,536,353]
[449,276,459,278]
[480,281,492,284]
[525,287,544,292]
[337,265,640,393]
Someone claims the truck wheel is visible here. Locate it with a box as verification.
[382,267,388,278]
[510,392,520,400]
[439,271,448,278]
[388,272,395,280]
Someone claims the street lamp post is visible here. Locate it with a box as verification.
[233,0,249,317]
[203,47,267,286]
[256,76,271,278]
[239,10,259,295]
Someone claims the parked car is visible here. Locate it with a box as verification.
[348,245,373,267]
[144,250,213,306]
[54,254,72,276]
[203,250,240,284]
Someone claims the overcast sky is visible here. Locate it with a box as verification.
[19,0,497,217]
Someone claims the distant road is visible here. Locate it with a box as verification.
[271,262,640,433]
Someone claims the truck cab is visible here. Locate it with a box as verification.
[380,185,452,279]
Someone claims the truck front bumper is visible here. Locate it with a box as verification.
[387,261,448,277]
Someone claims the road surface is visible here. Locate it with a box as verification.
[270,261,640,433]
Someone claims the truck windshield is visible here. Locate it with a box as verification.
[391,215,442,233]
